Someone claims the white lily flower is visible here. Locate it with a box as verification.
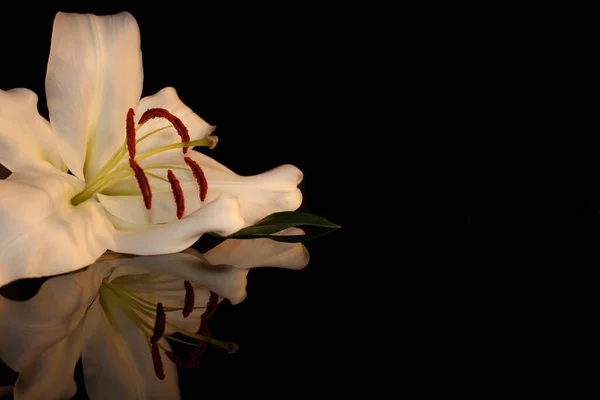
[0,232,309,399]
[0,12,303,287]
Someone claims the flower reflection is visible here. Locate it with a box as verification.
[0,232,308,399]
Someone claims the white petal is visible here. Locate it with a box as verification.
[46,12,143,181]
[109,194,245,255]
[97,184,220,225]
[134,87,215,155]
[0,88,66,173]
[0,169,115,287]
[13,320,83,400]
[0,271,89,372]
[198,227,310,270]
[110,252,249,305]
[101,150,303,225]
[163,297,211,335]
[82,297,179,399]
[187,151,303,224]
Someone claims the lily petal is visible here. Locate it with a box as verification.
[109,194,245,255]
[0,88,66,173]
[13,320,84,400]
[99,150,303,225]
[0,269,89,372]
[46,12,143,181]
[164,308,206,334]
[185,151,303,224]
[0,169,115,287]
[82,297,179,399]
[198,227,310,270]
[96,187,221,225]
[109,252,249,305]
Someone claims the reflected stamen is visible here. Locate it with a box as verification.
[188,321,210,360]
[151,342,165,380]
[102,281,238,381]
[202,291,219,321]
[150,303,166,343]
[165,351,199,368]
[183,280,194,318]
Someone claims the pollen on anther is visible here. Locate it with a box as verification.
[151,342,166,380]
[151,303,166,343]
[126,108,136,158]
[138,108,191,153]
[129,159,152,209]
[183,280,195,318]
[184,157,208,202]
[167,170,185,219]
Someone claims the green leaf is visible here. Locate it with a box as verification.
[258,230,337,243]
[211,211,341,242]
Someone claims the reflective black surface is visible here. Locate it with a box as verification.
[0,5,356,399]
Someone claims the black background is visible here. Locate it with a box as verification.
[0,4,359,398]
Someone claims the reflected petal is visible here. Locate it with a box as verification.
[82,298,179,399]
[14,320,83,400]
[198,227,310,270]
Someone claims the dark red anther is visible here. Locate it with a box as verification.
[151,342,165,380]
[129,159,152,209]
[201,291,219,320]
[150,303,166,343]
[165,351,200,368]
[138,108,191,153]
[126,108,136,159]
[167,170,185,219]
[165,300,214,369]
[183,280,195,318]
[184,157,208,202]
[188,322,210,360]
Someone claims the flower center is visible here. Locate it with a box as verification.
[99,279,237,380]
[71,108,216,219]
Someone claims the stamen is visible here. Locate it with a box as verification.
[183,280,194,318]
[126,108,136,158]
[138,108,191,153]
[129,159,152,209]
[150,303,166,343]
[167,170,185,219]
[184,157,208,202]
[202,291,219,320]
[151,342,165,380]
